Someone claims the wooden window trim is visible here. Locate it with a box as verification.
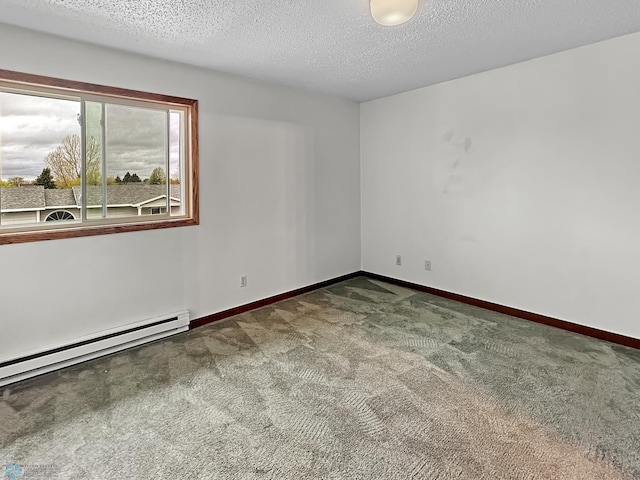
[0,69,199,245]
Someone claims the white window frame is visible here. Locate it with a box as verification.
[0,69,199,245]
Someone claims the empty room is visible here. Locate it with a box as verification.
[0,0,639,478]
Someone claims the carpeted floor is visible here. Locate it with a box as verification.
[1,276,639,479]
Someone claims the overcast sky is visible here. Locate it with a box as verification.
[0,91,180,181]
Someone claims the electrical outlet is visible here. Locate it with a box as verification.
[240,275,248,287]
[425,260,432,271]
[396,255,402,266]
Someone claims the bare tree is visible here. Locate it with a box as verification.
[169,168,180,185]
[8,177,25,187]
[45,134,101,188]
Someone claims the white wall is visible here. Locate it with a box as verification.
[361,32,640,339]
[0,24,361,360]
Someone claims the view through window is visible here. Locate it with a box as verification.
[0,70,198,244]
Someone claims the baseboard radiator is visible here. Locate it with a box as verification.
[0,311,189,388]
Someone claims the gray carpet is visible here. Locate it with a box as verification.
[1,276,639,479]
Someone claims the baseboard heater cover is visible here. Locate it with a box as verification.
[0,311,189,387]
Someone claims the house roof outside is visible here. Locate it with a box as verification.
[1,184,181,211]
[71,184,181,207]
[44,188,76,207]
[0,186,46,210]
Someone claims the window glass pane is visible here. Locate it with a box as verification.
[0,91,80,227]
[105,104,169,219]
[169,110,184,216]
[84,101,105,219]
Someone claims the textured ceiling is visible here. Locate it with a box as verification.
[1,0,640,102]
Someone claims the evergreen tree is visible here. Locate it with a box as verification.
[115,175,122,184]
[130,173,141,183]
[35,168,57,189]
[122,172,131,183]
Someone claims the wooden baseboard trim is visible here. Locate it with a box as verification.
[189,271,362,330]
[190,270,639,350]
[362,271,639,350]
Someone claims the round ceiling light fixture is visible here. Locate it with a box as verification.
[370,0,419,26]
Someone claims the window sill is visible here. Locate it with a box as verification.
[0,217,199,245]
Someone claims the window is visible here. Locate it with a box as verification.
[0,69,198,245]
[45,211,75,222]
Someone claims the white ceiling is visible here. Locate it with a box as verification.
[1,0,639,102]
